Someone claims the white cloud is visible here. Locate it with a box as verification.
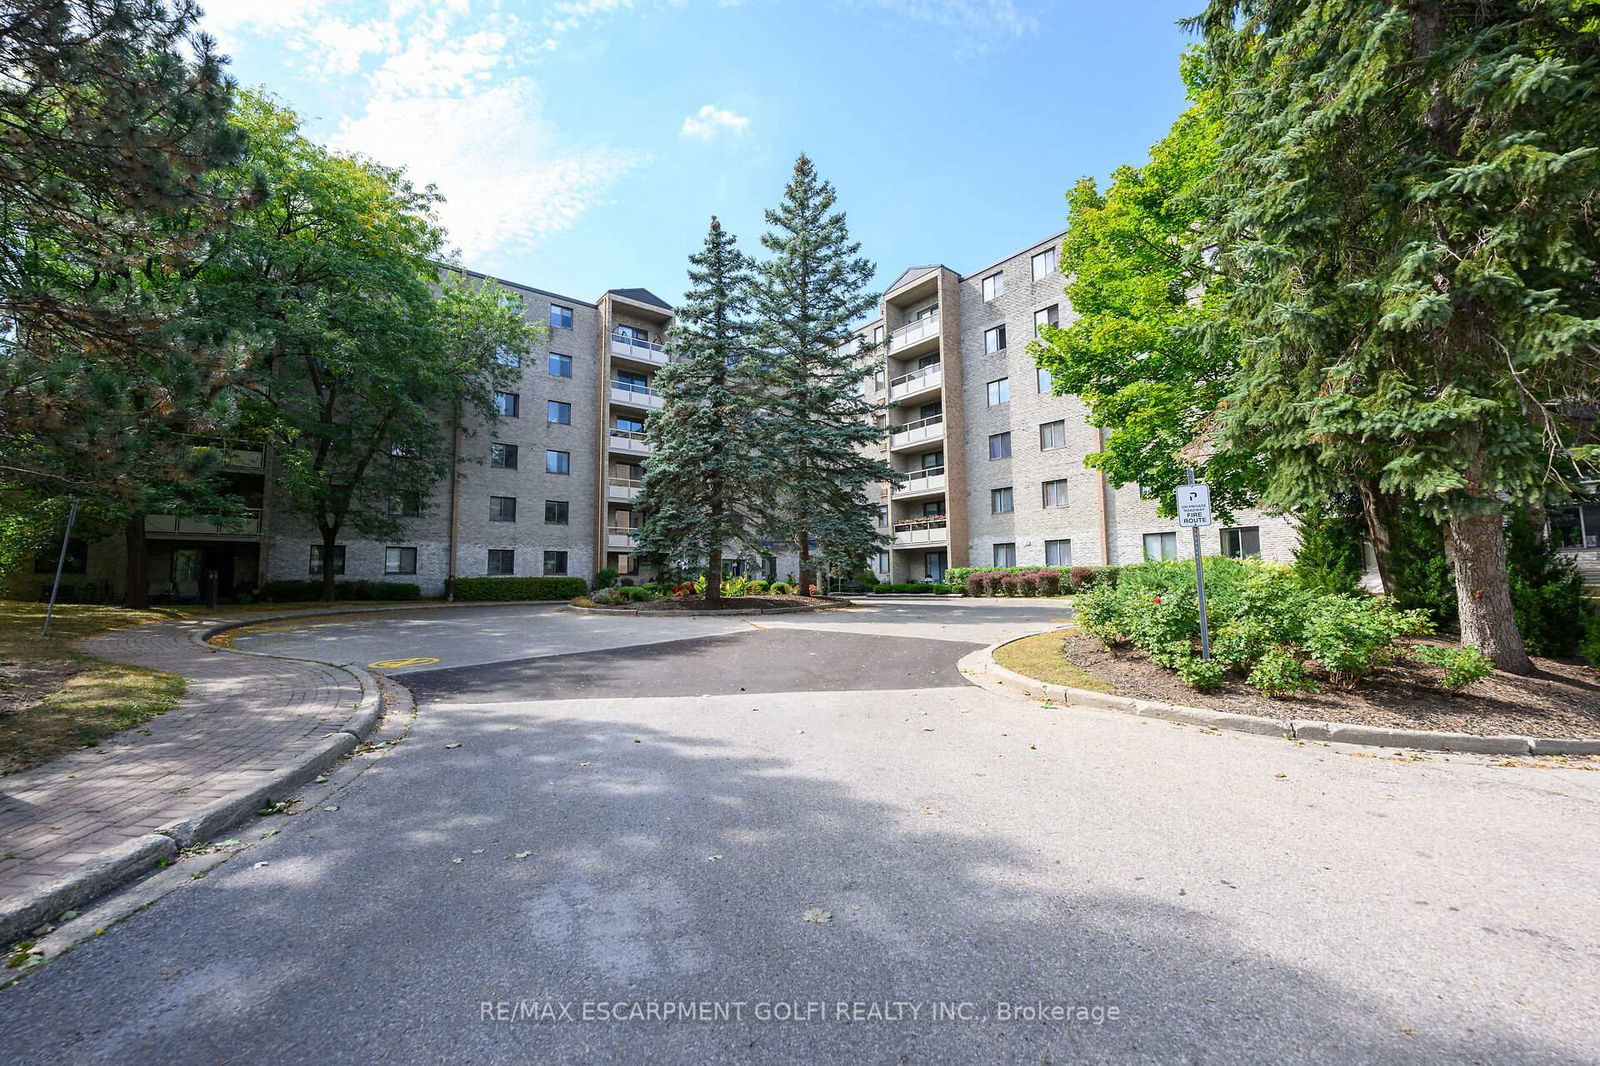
[197,0,634,261]
[329,80,636,261]
[852,0,1034,45]
[680,103,750,140]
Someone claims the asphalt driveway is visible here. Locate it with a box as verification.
[2,598,1597,1065]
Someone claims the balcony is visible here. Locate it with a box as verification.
[894,466,946,499]
[892,516,948,547]
[609,428,652,456]
[609,334,669,366]
[607,476,642,503]
[145,508,263,538]
[888,363,942,404]
[887,315,940,356]
[609,379,664,410]
[889,413,943,451]
[607,525,639,551]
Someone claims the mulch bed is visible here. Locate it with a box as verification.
[623,595,841,612]
[1060,634,1600,739]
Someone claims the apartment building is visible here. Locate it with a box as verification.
[862,232,1299,584]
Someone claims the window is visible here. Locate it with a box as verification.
[543,551,568,576]
[1031,247,1057,281]
[876,551,890,573]
[545,500,569,525]
[548,353,572,378]
[1036,367,1054,394]
[614,323,648,343]
[1143,532,1179,561]
[384,546,417,575]
[920,449,943,470]
[1551,504,1600,549]
[1042,479,1070,508]
[984,325,1007,353]
[1222,526,1262,559]
[494,391,519,417]
[1138,483,1157,500]
[873,325,884,344]
[1045,539,1072,566]
[495,347,521,368]
[389,492,422,517]
[873,368,885,391]
[982,272,1005,301]
[549,304,573,329]
[547,400,572,425]
[546,450,570,475]
[991,487,1014,514]
[487,549,515,576]
[988,432,1012,459]
[1034,304,1059,334]
[389,440,420,459]
[309,544,345,575]
[987,378,1010,406]
[1039,420,1066,451]
[993,542,1016,567]
[490,442,518,469]
[877,505,888,527]
[489,496,517,522]
[34,538,87,574]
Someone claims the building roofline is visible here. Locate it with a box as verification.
[448,265,599,309]
[955,228,1070,283]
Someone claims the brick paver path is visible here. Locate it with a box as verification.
[0,617,361,902]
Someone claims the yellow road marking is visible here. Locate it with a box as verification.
[367,657,441,669]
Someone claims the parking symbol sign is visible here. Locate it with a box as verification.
[1176,484,1213,528]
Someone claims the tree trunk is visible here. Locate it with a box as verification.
[1356,479,1399,596]
[796,531,811,597]
[319,527,339,602]
[123,515,149,608]
[1446,508,1532,674]
[706,548,723,606]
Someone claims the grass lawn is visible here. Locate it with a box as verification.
[0,602,185,775]
[993,628,1115,694]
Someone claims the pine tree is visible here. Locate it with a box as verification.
[752,155,897,593]
[636,217,769,605]
[1195,0,1600,672]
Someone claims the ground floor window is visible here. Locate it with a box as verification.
[543,550,568,576]
[923,550,948,582]
[876,551,890,573]
[1550,503,1600,550]
[487,549,515,576]
[993,542,1016,567]
[310,544,346,575]
[384,546,417,575]
[1045,539,1071,566]
[1143,532,1178,561]
[1220,526,1261,559]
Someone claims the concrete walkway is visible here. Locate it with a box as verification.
[0,618,361,902]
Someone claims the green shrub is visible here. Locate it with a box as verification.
[590,588,626,605]
[770,582,793,595]
[949,565,1099,595]
[260,579,422,602]
[1179,657,1227,692]
[593,569,619,590]
[1409,644,1495,694]
[1581,611,1600,670]
[1505,511,1588,657]
[1246,647,1318,697]
[747,579,769,594]
[874,582,944,593]
[1300,595,1430,687]
[1292,507,1365,595]
[452,576,588,601]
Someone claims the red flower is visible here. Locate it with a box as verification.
[1152,596,1163,604]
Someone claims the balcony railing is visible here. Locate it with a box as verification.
[609,379,661,399]
[889,413,944,448]
[609,429,652,454]
[888,314,940,352]
[609,334,669,364]
[145,508,263,537]
[607,476,643,501]
[606,525,639,549]
[888,363,942,403]
[892,516,948,546]
[895,466,946,496]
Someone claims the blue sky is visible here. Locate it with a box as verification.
[200,0,1199,305]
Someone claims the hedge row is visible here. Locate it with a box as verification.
[870,582,950,594]
[260,579,423,602]
[950,566,1121,596]
[451,576,588,601]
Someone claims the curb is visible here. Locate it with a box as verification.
[1,618,401,949]
[960,633,1600,757]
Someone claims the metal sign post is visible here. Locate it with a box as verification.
[43,497,80,636]
[1176,470,1213,660]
